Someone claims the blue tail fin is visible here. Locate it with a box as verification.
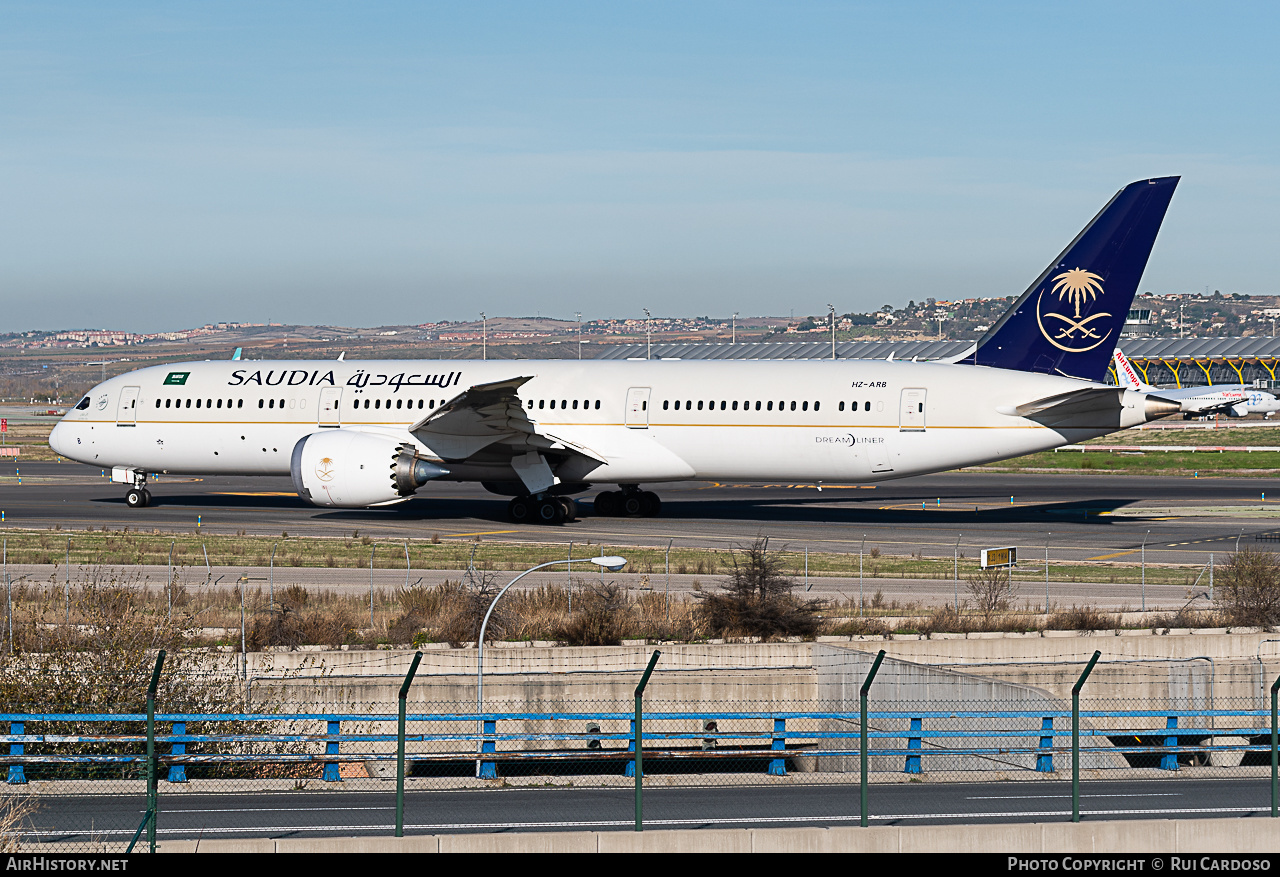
[964,177,1179,382]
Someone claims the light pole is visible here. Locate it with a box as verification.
[576,312,583,360]
[828,304,836,360]
[476,555,628,774]
[643,309,652,360]
[480,312,487,361]
[732,312,738,344]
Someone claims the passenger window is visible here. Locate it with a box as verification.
[790,401,796,411]
[732,401,738,410]
[814,401,820,412]
[539,400,545,409]
[573,400,578,409]
[663,400,669,410]
[561,400,567,409]
[594,400,600,409]
[720,401,726,411]
[755,401,761,411]
[353,400,359,410]
[674,400,680,410]
[767,401,773,411]
[237,399,243,408]
[155,399,161,409]
[196,399,201,409]
[864,401,871,411]
[839,401,845,411]
[550,400,556,409]
[697,401,703,410]
[801,401,808,411]
[165,399,171,409]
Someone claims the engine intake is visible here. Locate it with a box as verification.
[290,430,448,509]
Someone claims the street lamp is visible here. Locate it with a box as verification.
[480,312,487,361]
[643,309,652,359]
[828,304,836,360]
[475,555,628,774]
[732,312,738,344]
[576,312,583,360]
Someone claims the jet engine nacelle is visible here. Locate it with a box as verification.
[290,430,448,509]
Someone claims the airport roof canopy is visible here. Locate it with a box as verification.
[594,337,1280,362]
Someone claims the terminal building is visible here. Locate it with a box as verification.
[596,337,1280,389]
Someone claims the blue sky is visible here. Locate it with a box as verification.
[3,1,1278,331]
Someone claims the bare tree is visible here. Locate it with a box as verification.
[967,566,1015,624]
[1215,548,1280,628]
[695,537,825,640]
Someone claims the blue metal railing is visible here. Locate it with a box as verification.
[3,709,1276,782]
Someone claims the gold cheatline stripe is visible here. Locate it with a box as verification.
[78,419,1058,430]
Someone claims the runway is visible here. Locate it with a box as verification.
[3,460,1280,570]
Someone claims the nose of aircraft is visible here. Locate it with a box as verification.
[49,420,70,457]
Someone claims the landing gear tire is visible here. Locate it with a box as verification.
[594,491,621,517]
[125,488,148,509]
[639,491,661,517]
[556,497,578,522]
[622,492,644,517]
[508,496,532,523]
[142,489,152,508]
[536,498,566,525]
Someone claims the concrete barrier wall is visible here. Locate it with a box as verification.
[813,644,1125,772]
[151,817,1280,853]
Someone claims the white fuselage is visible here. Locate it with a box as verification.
[49,358,1155,487]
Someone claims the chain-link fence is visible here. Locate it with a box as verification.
[4,643,1280,851]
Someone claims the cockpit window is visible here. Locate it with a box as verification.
[75,397,91,411]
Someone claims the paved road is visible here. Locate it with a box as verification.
[4,461,1280,569]
[26,777,1275,842]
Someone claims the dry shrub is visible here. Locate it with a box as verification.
[434,573,509,647]
[1215,548,1280,628]
[0,790,38,851]
[1048,605,1119,632]
[553,584,631,646]
[632,590,700,642]
[247,603,360,650]
[695,537,825,640]
[280,585,310,611]
[827,615,891,637]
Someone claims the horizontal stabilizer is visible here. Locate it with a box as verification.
[998,387,1180,427]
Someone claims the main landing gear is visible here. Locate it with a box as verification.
[593,486,661,518]
[508,495,579,526]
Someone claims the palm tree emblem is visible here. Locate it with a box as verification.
[316,457,335,482]
[1051,268,1106,319]
[1036,266,1113,352]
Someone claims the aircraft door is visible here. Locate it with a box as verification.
[116,387,139,426]
[318,387,342,428]
[625,387,651,428]
[900,388,926,432]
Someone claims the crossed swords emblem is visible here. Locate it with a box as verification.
[1042,309,1111,341]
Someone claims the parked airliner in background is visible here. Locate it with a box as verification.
[1112,349,1280,419]
[51,177,1183,524]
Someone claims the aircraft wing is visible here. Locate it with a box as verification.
[408,376,607,465]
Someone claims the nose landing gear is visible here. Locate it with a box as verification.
[113,468,152,508]
[125,488,152,509]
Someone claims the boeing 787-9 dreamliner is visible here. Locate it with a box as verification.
[50,177,1183,524]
